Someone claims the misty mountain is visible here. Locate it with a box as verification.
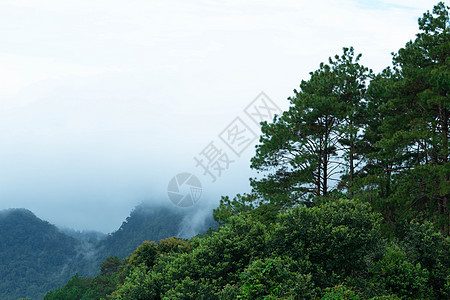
[0,204,216,300]
[96,202,217,260]
[0,208,81,300]
[60,228,106,244]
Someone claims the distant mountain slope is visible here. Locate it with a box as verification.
[0,204,216,300]
[97,203,216,259]
[0,209,81,300]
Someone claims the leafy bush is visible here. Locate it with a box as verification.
[271,198,383,288]
[371,244,431,299]
[238,257,316,299]
[321,285,360,300]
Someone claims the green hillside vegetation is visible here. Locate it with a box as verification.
[0,204,215,300]
[45,2,450,299]
[0,209,80,300]
[44,199,450,299]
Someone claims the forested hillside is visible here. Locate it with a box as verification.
[96,203,216,260]
[45,3,449,299]
[0,209,81,300]
[0,204,215,299]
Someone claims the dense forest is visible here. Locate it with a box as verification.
[42,3,450,299]
[0,209,81,300]
[0,204,214,300]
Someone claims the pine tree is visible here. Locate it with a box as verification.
[365,2,449,235]
[251,48,371,207]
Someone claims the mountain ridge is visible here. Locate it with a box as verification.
[0,203,216,300]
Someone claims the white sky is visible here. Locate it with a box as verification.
[0,0,440,232]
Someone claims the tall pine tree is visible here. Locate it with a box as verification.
[251,48,371,207]
[365,2,449,235]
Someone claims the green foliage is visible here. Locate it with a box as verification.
[321,285,360,300]
[110,263,159,300]
[360,1,450,235]
[272,198,383,287]
[213,193,282,226]
[103,198,387,299]
[49,198,449,299]
[163,277,216,299]
[157,236,191,254]
[246,1,449,238]
[43,274,90,300]
[371,244,431,299]
[251,47,372,206]
[128,241,159,269]
[401,221,450,298]
[213,193,257,224]
[101,256,121,276]
[44,257,126,300]
[237,257,316,299]
[200,216,267,279]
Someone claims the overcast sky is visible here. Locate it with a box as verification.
[0,0,440,233]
